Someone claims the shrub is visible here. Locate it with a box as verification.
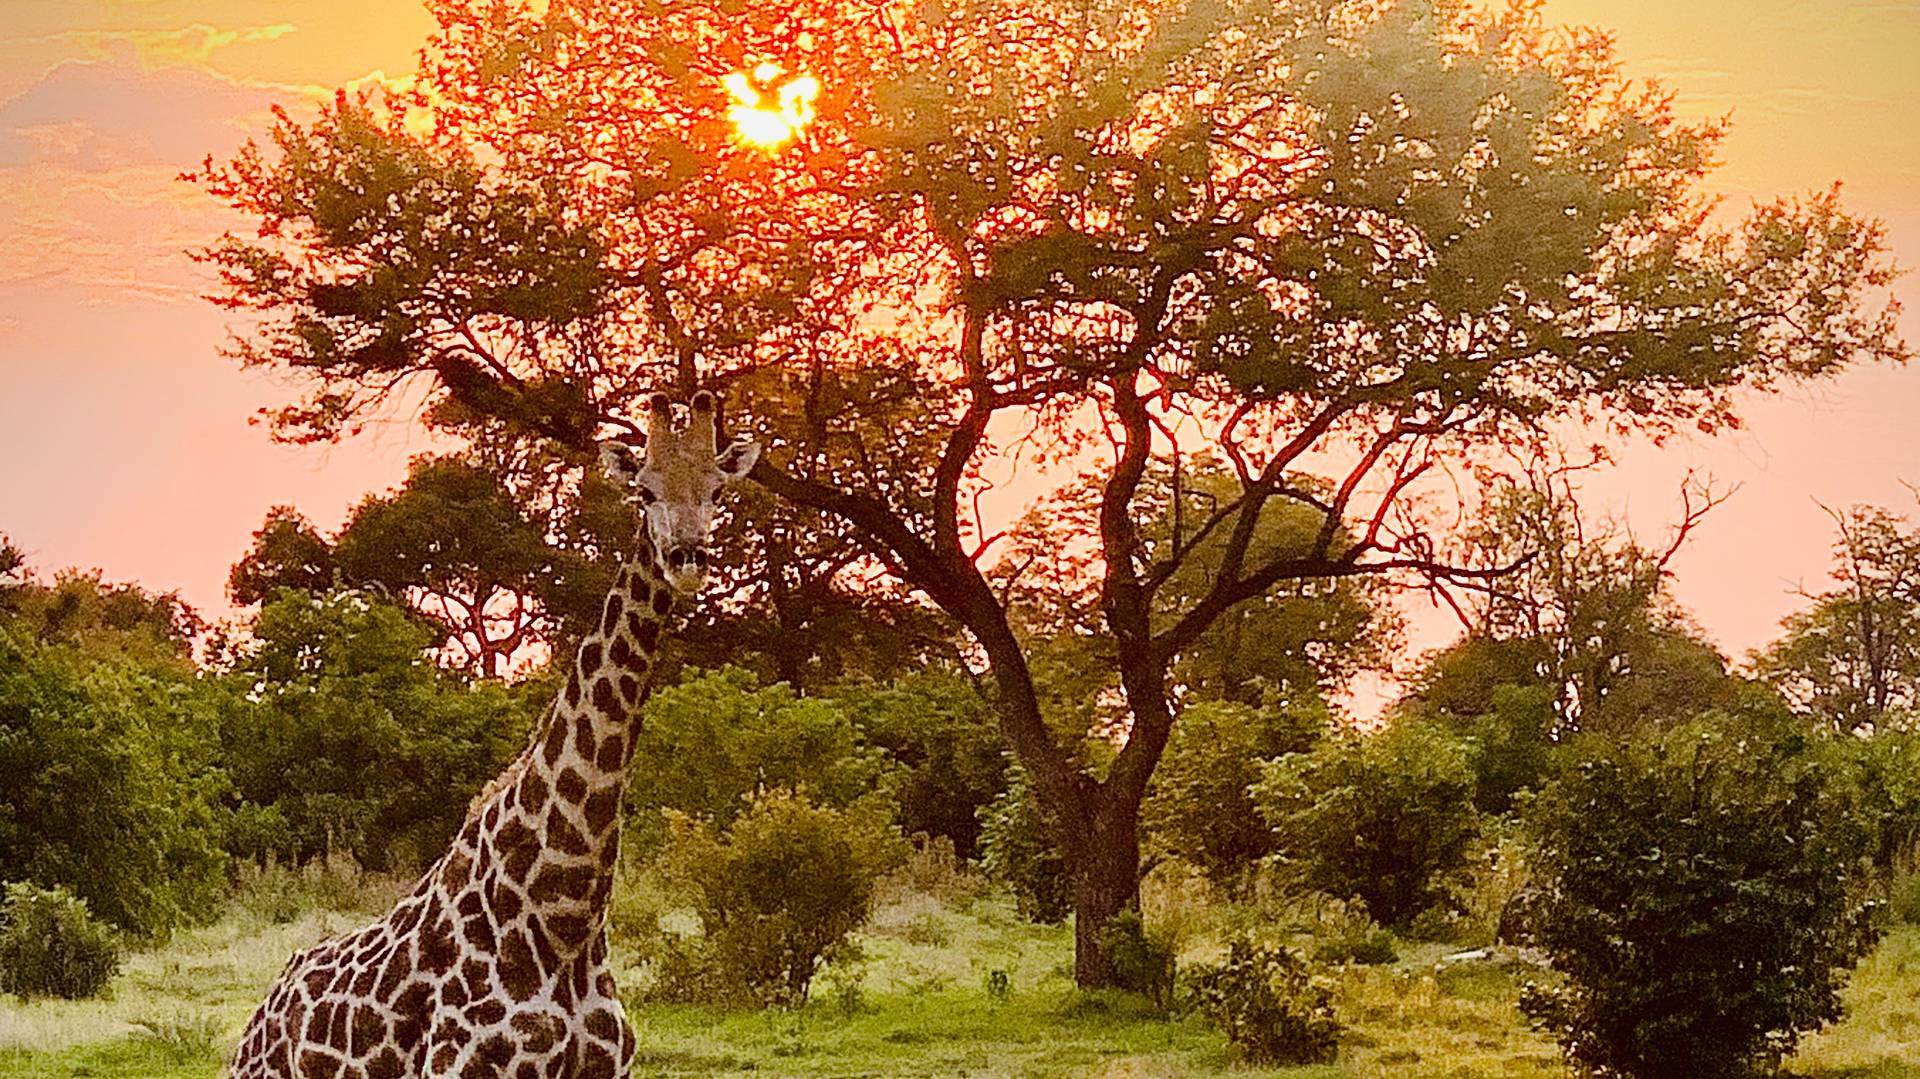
[1143,700,1325,894]
[1312,923,1397,966]
[1253,721,1481,927]
[1099,909,1175,1009]
[977,765,1072,924]
[834,671,1009,862]
[0,883,121,1000]
[1185,939,1340,1065]
[1519,721,1883,1078]
[656,792,905,1006]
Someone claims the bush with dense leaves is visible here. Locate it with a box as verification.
[626,667,893,855]
[0,624,227,938]
[1185,938,1340,1065]
[1519,720,1883,1078]
[833,671,1008,861]
[209,590,537,871]
[1253,721,1481,927]
[653,792,904,1006]
[0,883,121,1000]
[1099,909,1175,1009]
[1144,700,1325,893]
[977,765,1072,924]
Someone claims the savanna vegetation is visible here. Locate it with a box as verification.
[5,0,1919,1075]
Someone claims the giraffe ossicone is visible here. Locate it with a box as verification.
[227,393,761,1079]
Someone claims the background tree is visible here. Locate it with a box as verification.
[198,0,1906,983]
[1757,503,1920,732]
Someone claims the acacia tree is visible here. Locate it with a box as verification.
[199,0,1905,983]
[1759,504,1920,732]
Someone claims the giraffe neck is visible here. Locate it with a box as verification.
[443,538,675,953]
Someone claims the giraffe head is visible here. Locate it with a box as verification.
[599,391,760,595]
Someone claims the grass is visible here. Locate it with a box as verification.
[1,871,1916,1079]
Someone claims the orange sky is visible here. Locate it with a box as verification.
[1,0,1916,689]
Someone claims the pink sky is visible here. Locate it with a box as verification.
[1,0,1916,690]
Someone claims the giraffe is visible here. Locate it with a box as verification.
[227,391,761,1079]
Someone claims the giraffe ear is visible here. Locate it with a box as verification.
[714,438,761,482]
[598,441,644,486]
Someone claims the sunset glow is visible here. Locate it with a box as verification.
[723,61,820,151]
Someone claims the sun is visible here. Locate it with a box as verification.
[723,61,820,152]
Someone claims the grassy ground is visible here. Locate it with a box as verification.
[1,875,1915,1079]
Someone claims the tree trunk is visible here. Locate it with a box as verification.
[1069,797,1142,988]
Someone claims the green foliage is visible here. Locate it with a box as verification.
[654,792,905,1006]
[1519,721,1884,1078]
[1255,721,1481,927]
[627,668,893,855]
[977,765,1071,924]
[1185,939,1341,1066]
[211,589,535,870]
[228,506,336,607]
[1144,699,1325,892]
[0,883,121,1000]
[1313,923,1397,967]
[1098,909,1175,1009]
[833,671,1008,861]
[0,624,227,938]
[1756,506,1920,732]
[1401,637,1561,813]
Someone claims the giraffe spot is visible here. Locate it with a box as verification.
[463,911,498,953]
[456,890,485,918]
[601,596,623,636]
[556,768,587,803]
[328,996,352,1046]
[302,967,332,997]
[520,772,549,814]
[419,926,456,977]
[546,807,589,856]
[439,975,467,1006]
[350,961,379,998]
[509,1011,562,1054]
[484,803,500,831]
[584,789,620,834]
[651,589,671,616]
[579,641,603,676]
[392,980,430,1044]
[638,619,661,649]
[443,850,473,882]
[552,970,574,1010]
[366,1046,406,1079]
[595,969,618,999]
[515,1063,541,1079]
[498,929,542,1002]
[464,999,507,1026]
[490,880,525,922]
[541,913,587,948]
[304,1001,332,1042]
[390,900,423,936]
[474,1033,515,1070]
[349,1006,387,1058]
[574,712,598,758]
[375,941,412,1001]
[595,733,626,773]
[495,816,539,861]
[617,674,639,705]
[433,1015,471,1046]
[328,965,355,994]
[579,1041,619,1079]
[298,1048,343,1078]
[590,678,623,725]
[430,1043,459,1072]
[625,611,644,637]
[565,675,582,709]
[542,721,568,766]
[462,957,492,997]
[609,636,633,669]
[583,1008,620,1042]
[528,863,592,904]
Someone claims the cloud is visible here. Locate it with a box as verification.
[0,42,276,170]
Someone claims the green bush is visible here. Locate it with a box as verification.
[977,765,1072,924]
[655,792,905,1006]
[1099,909,1175,1009]
[1312,923,1397,966]
[1253,721,1481,927]
[0,626,228,938]
[1519,721,1883,1078]
[0,883,122,1000]
[627,667,894,855]
[211,590,537,872]
[834,671,1009,862]
[1143,700,1325,894]
[1185,939,1340,1065]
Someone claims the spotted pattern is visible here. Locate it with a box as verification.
[228,552,674,1079]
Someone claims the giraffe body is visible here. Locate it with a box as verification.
[228,394,758,1079]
